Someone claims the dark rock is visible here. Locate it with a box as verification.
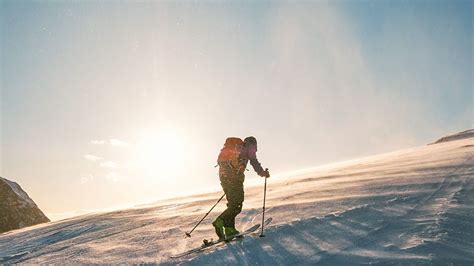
[431,129,474,144]
[0,177,50,233]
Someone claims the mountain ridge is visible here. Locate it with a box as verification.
[432,128,474,144]
[0,177,50,234]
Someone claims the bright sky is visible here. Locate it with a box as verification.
[1,1,472,220]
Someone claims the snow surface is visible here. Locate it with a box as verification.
[0,136,473,264]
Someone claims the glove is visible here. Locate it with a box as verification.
[259,169,270,178]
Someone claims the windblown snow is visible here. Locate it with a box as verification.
[0,131,473,264]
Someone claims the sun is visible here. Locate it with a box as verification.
[134,129,187,184]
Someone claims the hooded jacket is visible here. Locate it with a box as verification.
[240,143,265,175]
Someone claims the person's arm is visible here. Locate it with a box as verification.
[246,144,268,177]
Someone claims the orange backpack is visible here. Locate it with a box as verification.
[217,137,246,176]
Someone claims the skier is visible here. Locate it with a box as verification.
[212,136,270,239]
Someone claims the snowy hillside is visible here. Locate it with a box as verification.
[0,132,473,264]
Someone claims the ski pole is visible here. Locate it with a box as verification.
[185,193,225,238]
[260,168,269,237]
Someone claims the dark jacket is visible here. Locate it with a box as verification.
[240,143,265,175]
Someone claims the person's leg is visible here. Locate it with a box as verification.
[214,174,245,238]
[213,177,232,239]
[219,179,244,228]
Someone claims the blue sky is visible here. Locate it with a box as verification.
[341,0,472,124]
[1,0,472,219]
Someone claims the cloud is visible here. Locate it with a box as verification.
[83,154,103,162]
[109,138,130,147]
[100,161,118,169]
[80,174,94,184]
[90,138,130,147]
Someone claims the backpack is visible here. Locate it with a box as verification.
[217,137,246,176]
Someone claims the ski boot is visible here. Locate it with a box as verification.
[212,217,225,240]
[224,226,243,241]
[202,238,213,247]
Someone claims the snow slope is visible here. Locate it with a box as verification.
[0,133,472,264]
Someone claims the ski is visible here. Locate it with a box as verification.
[224,217,272,242]
[170,223,260,259]
[171,217,272,259]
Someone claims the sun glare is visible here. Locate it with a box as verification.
[134,129,187,184]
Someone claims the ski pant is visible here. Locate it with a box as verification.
[218,174,244,228]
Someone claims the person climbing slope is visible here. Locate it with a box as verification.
[212,136,270,239]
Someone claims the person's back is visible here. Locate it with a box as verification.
[213,136,270,239]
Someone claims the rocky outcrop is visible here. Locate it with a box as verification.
[432,129,474,144]
[0,177,50,233]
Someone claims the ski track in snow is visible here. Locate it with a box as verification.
[0,137,473,265]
